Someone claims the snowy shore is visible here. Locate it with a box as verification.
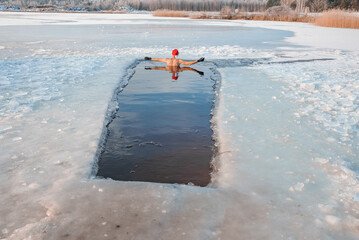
[0,12,359,239]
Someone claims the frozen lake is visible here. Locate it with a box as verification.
[0,12,359,240]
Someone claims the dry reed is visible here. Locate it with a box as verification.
[314,9,359,29]
[153,9,187,17]
[190,12,314,22]
[230,14,314,22]
[190,13,210,19]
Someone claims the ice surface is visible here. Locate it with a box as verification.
[257,58,359,145]
[213,66,359,238]
[0,12,359,239]
[241,20,359,51]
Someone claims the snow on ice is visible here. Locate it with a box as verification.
[0,12,359,239]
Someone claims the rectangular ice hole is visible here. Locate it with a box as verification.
[96,61,217,186]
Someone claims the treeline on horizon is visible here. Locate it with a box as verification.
[0,0,268,12]
[0,0,358,11]
[327,0,359,10]
[268,0,359,11]
[0,0,123,10]
[127,0,266,12]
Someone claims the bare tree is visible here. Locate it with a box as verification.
[295,0,305,12]
[309,0,327,12]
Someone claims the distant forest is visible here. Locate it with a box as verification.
[0,0,268,12]
[126,0,267,12]
[0,0,358,12]
[326,0,359,10]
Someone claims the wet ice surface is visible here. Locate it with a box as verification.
[96,62,215,186]
[1,13,359,239]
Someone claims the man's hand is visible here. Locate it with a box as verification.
[197,57,205,62]
[144,57,152,60]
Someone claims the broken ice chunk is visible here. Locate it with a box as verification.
[289,182,305,192]
[12,137,22,142]
[325,215,341,226]
[0,125,12,133]
[314,157,329,165]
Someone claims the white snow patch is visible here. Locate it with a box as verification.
[325,215,341,226]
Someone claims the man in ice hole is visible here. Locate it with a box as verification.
[144,49,205,80]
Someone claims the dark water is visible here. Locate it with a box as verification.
[96,62,216,186]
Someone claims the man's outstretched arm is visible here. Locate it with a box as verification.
[179,57,205,66]
[144,57,167,63]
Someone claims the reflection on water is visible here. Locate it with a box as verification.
[145,65,204,80]
[96,62,216,186]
